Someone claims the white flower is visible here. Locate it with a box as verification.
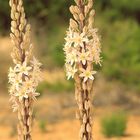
[91,45,101,65]
[8,67,15,78]
[66,50,77,65]
[65,28,74,47]
[79,69,96,82]
[8,68,16,84]
[78,49,91,65]
[63,45,72,54]
[11,73,22,89]
[30,90,40,101]
[9,85,16,94]
[66,64,77,80]
[31,66,42,85]
[72,32,89,47]
[23,78,34,90]
[15,86,29,101]
[15,62,32,75]
[65,29,89,48]
[31,57,42,67]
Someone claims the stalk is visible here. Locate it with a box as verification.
[8,0,42,140]
[64,0,101,140]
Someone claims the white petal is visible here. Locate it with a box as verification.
[89,76,94,80]
[92,71,97,75]
[82,60,86,65]
[24,94,28,99]
[84,77,88,82]
[34,92,40,97]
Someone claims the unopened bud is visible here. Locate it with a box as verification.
[69,6,75,14]
[79,13,84,21]
[70,19,78,29]
[86,123,91,132]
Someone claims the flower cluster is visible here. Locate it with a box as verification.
[9,0,42,113]
[64,0,101,82]
[9,0,42,139]
[64,1,101,140]
[8,58,42,112]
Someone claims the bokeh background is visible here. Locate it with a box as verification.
[0,0,140,140]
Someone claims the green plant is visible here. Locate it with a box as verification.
[10,124,17,137]
[64,0,101,139]
[101,112,127,137]
[39,120,47,133]
[37,82,48,94]
[37,81,74,94]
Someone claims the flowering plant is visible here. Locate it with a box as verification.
[64,0,101,139]
[8,0,42,139]
[9,59,41,111]
[64,3,101,82]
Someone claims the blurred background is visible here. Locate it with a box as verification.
[0,0,140,140]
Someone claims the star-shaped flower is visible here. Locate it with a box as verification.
[30,90,40,101]
[72,32,89,47]
[15,86,29,101]
[66,50,77,65]
[66,64,78,80]
[11,73,22,89]
[15,62,32,75]
[79,68,96,82]
[65,28,74,47]
[78,50,91,65]
[31,57,42,67]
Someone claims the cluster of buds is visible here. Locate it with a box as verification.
[64,0,101,140]
[8,0,41,139]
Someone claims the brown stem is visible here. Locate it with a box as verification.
[75,1,93,140]
[17,98,32,140]
[10,0,33,139]
[24,98,32,140]
[75,77,93,140]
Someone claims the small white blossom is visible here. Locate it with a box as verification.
[12,73,23,89]
[23,78,34,91]
[15,62,32,75]
[30,90,40,101]
[66,50,77,65]
[31,57,42,67]
[63,45,72,54]
[8,67,16,79]
[72,32,89,47]
[65,29,74,47]
[66,64,78,80]
[91,44,101,65]
[15,86,29,101]
[79,69,96,82]
[9,85,16,95]
[78,50,91,65]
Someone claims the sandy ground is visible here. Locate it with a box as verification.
[0,94,140,140]
[0,116,140,140]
